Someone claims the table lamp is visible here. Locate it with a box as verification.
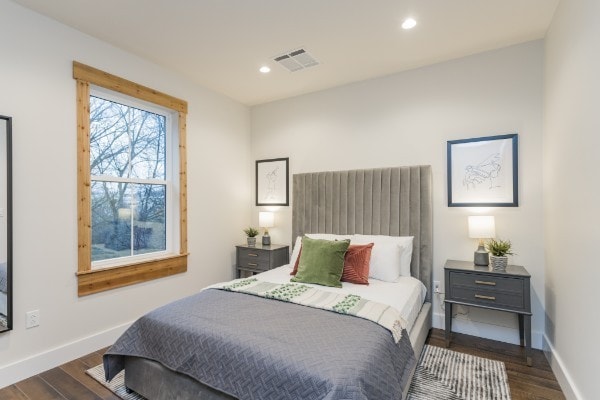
[468,216,495,266]
[259,211,274,245]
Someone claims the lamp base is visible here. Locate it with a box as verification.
[262,235,271,246]
[474,245,489,266]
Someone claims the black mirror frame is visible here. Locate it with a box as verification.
[1,115,12,333]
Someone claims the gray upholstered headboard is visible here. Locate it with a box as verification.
[292,166,433,302]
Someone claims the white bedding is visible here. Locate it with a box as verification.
[240,264,427,334]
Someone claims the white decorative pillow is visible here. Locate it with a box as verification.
[289,234,352,268]
[289,236,303,268]
[351,235,414,281]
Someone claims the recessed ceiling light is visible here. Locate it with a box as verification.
[402,18,417,30]
[259,66,271,74]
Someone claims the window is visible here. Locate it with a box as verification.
[90,92,172,266]
[74,62,188,296]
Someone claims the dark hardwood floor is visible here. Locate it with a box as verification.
[0,328,565,399]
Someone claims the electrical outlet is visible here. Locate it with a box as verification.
[433,281,441,293]
[26,310,40,329]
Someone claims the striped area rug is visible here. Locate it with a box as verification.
[407,345,511,400]
[88,345,510,400]
[86,365,145,400]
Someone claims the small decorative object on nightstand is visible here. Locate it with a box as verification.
[243,227,259,247]
[468,216,495,266]
[236,243,289,278]
[444,259,532,366]
[259,211,274,245]
[486,238,514,271]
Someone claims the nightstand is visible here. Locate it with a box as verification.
[444,259,532,366]
[235,244,289,278]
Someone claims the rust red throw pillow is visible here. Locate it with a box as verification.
[291,243,373,285]
[341,243,374,285]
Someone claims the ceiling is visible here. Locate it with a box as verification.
[13,0,560,106]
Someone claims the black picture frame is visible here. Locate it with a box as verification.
[256,157,289,206]
[447,134,518,207]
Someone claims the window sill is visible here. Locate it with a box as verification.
[77,253,188,296]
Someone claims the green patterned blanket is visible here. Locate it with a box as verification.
[213,278,407,342]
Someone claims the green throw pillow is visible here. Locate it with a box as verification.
[291,237,350,288]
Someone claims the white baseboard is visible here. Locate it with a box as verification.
[543,334,582,400]
[0,321,133,389]
[432,311,543,349]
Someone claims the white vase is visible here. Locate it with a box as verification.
[489,255,508,271]
[246,237,256,247]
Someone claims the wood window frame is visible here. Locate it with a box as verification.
[73,61,188,296]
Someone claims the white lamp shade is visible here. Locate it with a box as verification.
[468,216,495,239]
[259,212,275,228]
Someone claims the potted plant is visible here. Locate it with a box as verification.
[243,227,259,247]
[485,239,514,271]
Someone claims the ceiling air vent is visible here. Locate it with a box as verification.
[273,48,319,72]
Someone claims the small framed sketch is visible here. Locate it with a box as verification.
[447,134,518,207]
[256,157,289,206]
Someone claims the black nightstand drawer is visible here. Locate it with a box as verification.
[449,286,525,310]
[238,259,270,271]
[449,271,524,293]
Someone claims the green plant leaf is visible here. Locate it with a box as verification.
[485,238,514,256]
[243,227,259,237]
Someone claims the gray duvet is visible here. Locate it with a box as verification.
[104,289,416,400]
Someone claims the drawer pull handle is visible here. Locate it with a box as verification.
[475,280,496,286]
[475,294,496,301]
[247,263,258,266]
[248,253,258,257]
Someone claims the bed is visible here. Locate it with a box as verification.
[104,165,433,399]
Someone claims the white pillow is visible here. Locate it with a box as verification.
[289,234,352,268]
[289,236,303,268]
[351,235,414,281]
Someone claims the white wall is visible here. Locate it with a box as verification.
[0,0,251,387]
[544,1,600,399]
[251,41,545,348]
